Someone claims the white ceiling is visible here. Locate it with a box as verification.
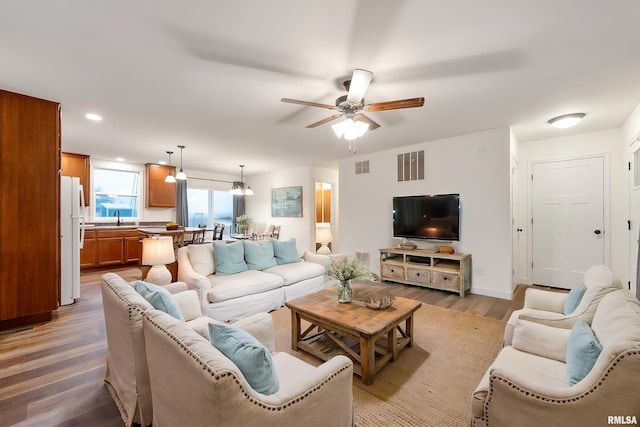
[2,1,640,176]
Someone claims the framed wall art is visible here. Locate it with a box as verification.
[271,186,303,217]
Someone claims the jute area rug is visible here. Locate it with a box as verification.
[271,303,505,427]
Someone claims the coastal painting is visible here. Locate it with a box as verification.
[271,186,303,217]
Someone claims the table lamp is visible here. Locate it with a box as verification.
[316,225,333,255]
[142,236,175,285]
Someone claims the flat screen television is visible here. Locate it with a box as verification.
[393,194,460,241]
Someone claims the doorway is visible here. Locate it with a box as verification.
[531,156,608,287]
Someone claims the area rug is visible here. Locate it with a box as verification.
[271,303,505,427]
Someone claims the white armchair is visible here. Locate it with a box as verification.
[472,289,640,427]
[504,265,622,345]
[101,273,274,426]
[142,309,355,427]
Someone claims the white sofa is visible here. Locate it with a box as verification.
[177,239,338,321]
[471,289,640,427]
[142,308,355,427]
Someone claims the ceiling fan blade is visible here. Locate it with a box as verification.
[355,114,381,130]
[367,97,425,112]
[281,98,335,109]
[306,114,343,128]
[346,69,373,104]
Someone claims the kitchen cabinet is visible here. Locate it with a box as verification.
[0,90,60,329]
[61,152,90,205]
[145,163,176,208]
[80,230,97,267]
[96,229,141,267]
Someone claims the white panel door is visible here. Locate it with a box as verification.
[532,157,605,287]
[629,141,640,298]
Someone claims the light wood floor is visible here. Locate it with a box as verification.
[0,266,534,427]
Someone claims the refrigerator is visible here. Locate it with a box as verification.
[60,176,85,305]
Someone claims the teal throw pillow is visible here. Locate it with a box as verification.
[271,238,301,265]
[243,240,277,270]
[564,284,586,315]
[133,280,184,321]
[213,241,249,275]
[209,323,279,395]
[566,320,602,385]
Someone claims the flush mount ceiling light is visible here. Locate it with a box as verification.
[85,113,102,121]
[175,145,187,180]
[230,165,253,196]
[164,151,176,183]
[548,113,586,129]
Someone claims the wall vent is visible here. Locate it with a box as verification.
[355,160,370,174]
[397,150,424,181]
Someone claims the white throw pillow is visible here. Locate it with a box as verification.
[188,244,215,276]
[172,290,203,322]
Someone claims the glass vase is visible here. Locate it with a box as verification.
[337,280,352,303]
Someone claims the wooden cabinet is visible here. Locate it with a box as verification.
[80,230,97,267]
[61,152,90,205]
[145,163,176,207]
[96,229,141,266]
[0,90,60,328]
[379,248,472,297]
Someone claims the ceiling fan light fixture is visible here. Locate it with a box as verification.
[548,113,585,129]
[332,118,369,140]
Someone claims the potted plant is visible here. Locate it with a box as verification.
[235,214,251,234]
[325,257,373,303]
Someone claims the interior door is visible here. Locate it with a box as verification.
[511,158,521,288]
[532,156,605,287]
[629,140,640,298]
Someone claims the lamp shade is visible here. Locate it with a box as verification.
[142,236,175,266]
[316,226,333,243]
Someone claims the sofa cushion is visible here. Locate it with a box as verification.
[133,280,184,321]
[564,284,586,315]
[566,320,602,385]
[272,238,301,265]
[243,240,277,271]
[208,270,284,303]
[188,244,215,276]
[208,323,279,395]
[214,241,249,275]
[264,261,324,286]
[172,290,202,321]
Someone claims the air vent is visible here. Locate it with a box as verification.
[355,160,370,174]
[0,326,34,336]
[397,150,424,181]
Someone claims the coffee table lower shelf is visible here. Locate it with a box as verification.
[295,324,414,382]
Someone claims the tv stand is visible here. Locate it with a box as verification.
[379,248,471,297]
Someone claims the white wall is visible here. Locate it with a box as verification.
[245,165,339,252]
[338,128,514,299]
[517,128,627,284]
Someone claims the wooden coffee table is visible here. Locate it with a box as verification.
[285,285,422,385]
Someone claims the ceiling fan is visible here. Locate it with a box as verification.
[281,69,425,136]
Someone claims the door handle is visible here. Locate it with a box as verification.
[594,229,602,235]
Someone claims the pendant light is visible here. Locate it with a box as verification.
[230,165,253,195]
[175,145,187,180]
[164,151,176,183]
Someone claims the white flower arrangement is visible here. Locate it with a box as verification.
[325,257,373,282]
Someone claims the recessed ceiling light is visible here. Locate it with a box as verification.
[548,113,585,129]
[116,157,125,162]
[85,113,103,121]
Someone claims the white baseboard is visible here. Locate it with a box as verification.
[469,286,513,300]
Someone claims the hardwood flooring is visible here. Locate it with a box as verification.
[0,267,533,427]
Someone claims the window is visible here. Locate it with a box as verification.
[94,168,140,220]
[187,188,233,236]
